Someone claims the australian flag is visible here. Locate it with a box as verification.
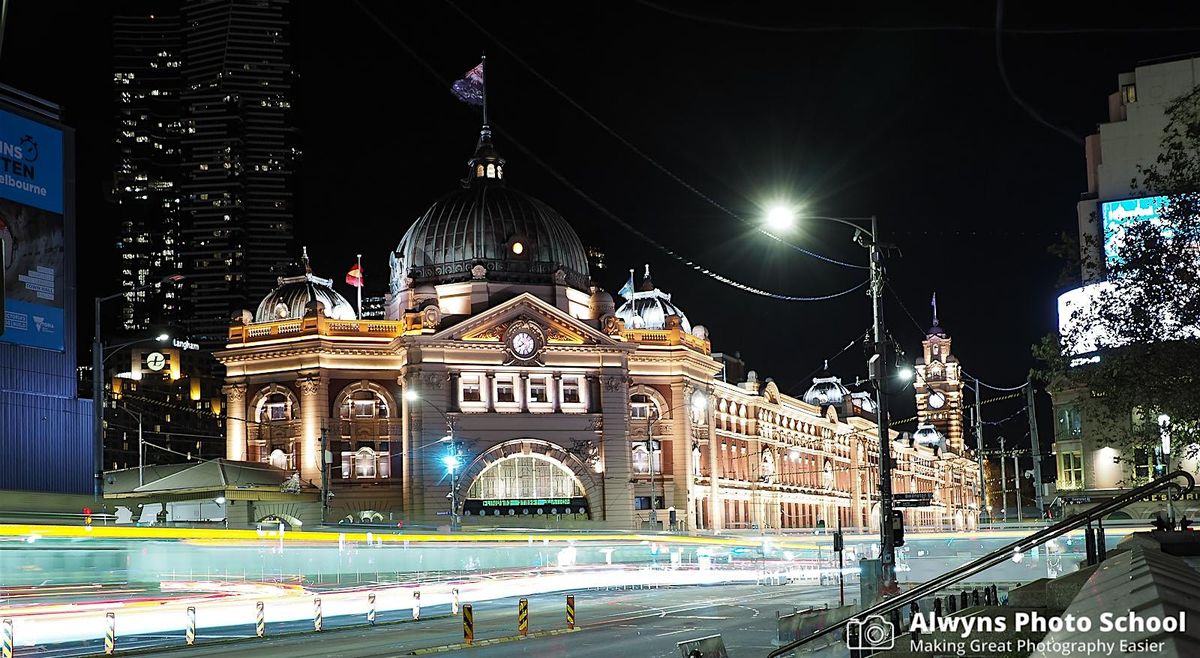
[452,61,485,107]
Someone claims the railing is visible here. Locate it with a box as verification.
[767,469,1197,657]
[228,316,413,343]
[622,326,712,355]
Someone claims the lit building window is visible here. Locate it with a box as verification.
[340,388,388,419]
[461,375,481,402]
[561,377,581,404]
[258,392,292,422]
[630,393,660,420]
[511,241,524,255]
[486,163,495,178]
[1059,451,1084,488]
[496,377,516,403]
[529,377,548,403]
[631,442,661,475]
[466,455,582,500]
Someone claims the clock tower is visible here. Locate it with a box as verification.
[914,294,965,452]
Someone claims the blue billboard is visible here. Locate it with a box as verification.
[0,107,65,351]
[1100,195,1169,267]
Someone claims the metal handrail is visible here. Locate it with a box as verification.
[767,469,1196,657]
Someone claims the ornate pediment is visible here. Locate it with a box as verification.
[434,292,620,349]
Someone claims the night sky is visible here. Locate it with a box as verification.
[6,1,1200,449]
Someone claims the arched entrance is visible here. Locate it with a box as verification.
[457,439,599,520]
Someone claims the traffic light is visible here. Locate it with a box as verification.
[892,510,905,547]
[83,507,93,526]
[833,530,844,553]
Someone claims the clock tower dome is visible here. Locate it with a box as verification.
[914,293,965,452]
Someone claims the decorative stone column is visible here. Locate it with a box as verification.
[598,371,634,528]
[223,383,248,461]
[852,440,863,530]
[706,387,722,532]
[296,375,327,485]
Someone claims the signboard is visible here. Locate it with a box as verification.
[0,107,65,351]
[1101,196,1169,267]
[463,496,589,518]
[893,492,934,508]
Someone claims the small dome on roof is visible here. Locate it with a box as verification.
[802,362,851,407]
[615,264,692,332]
[255,249,356,323]
[912,423,946,448]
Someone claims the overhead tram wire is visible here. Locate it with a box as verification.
[633,1,1200,35]
[439,0,868,272]
[995,0,1083,147]
[354,1,868,303]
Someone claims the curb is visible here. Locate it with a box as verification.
[410,627,580,654]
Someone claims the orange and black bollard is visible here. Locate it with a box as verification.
[566,595,575,629]
[462,604,474,644]
[518,598,529,637]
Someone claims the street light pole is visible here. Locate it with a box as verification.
[866,216,898,593]
[93,275,184,499]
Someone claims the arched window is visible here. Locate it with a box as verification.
[466,455,583,500]
[268,448,291,471]
[340,388,389,419]
[629,393,661,420]
[631,441,661,475]
[258,392,292,423]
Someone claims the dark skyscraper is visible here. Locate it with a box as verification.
[112,0,298,346]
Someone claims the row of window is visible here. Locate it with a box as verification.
[459,374,581,405]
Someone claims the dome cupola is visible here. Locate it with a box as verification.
[614,264,692,332]
[255,248,356,323]
[389,127,591,296]
[802,361,852,407]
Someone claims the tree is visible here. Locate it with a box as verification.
[1035,85,1200,475]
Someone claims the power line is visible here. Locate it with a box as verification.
[441,0,868,272]
[354,1,870,303]
[635,1,1200,35]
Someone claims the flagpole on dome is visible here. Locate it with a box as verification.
[356,253,363,318]
[481,52,489,128]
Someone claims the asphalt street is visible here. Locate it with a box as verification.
[92,582,844,658]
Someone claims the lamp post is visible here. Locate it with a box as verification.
[644,392,708,528]
[405,389,460,529]
[114,406,145,487]
[93,275,184,498]
[763,208,897,592]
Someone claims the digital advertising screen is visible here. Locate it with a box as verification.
[0,106,65,351]
[1100,195,1169,267]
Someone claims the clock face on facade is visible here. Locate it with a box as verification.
[928,391,946,409]
[512,331,536,357]
[504,321,545,362]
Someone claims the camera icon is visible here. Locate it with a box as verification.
[846,615,895,650]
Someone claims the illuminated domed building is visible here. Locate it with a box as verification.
[216,122,979,532]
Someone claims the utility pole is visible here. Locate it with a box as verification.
[999,436,1007,523]
[1013,452,1022,523]
[1026,377,1046,519]
[866,215,897,593]
[320,426,330,524]
[648,411,657,527]
[974,379,986,524]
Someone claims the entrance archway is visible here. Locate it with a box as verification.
[457,439,600,519]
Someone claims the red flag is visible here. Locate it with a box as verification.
[346,264,363,287]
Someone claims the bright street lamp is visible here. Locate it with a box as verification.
[897,366,914,382]
[760,208,899,593]
[765,204,797,231]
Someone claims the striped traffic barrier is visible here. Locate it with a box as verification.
[412,591,421,620]
[367,593,376,625]
[104,612,116,656]
[186,606,196,645]
[452,588,460,616]
[314,598,323,632]
[3,618,13,658]
[462,604,474,644]
[518,598,529,637]
[566,595,575,630]
[255,601,265,638]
